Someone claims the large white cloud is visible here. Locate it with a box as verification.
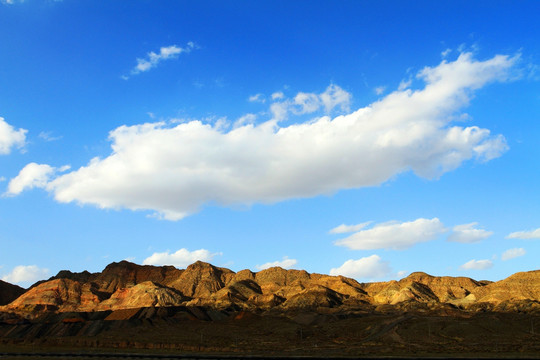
[12,52,516,220]
[0,117,26,154]
[142,248,219,268]
[255,256,297,270]
[329,255,391,280]
[447,222,493,243]
[459,259,493,270]
[506,227,540,239]
[2,265,49,285]
[334,218,447,250]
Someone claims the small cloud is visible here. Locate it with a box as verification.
[447,222,493,243]
[270,84,352,121]
[2,265,49,286]
[397,270,408,279]
[271,91,285,100]
[459,259,493,270]
[398,78,412,91]
[38,131,62,142]
[248,93,265,103]
[374,86,386,95]
[335,218,447,250]
[319,84,351,113]
[142,248,219,268]
[256,256,297,271]
[329,221,372,234]
[501,248,526,261]
[329,255,391,280]
[441,48,452,58]
[4,163,56,196]
[123,256,136,262]
[0,116,27,155]
[127,42,196,77]
[234,113,257,128]
[506,227,540,239]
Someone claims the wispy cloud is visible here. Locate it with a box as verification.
[501,248,526,261]
[447,222,493,243]
[127,42,196,78]
[506,227,540,239]
[334,218,447,250]
[269,84,351,121]
[38,131,62,142]
[248,93,265,103]
[329,222,372,234]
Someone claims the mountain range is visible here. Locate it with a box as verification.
[1,261,539,316]
[1,261,539,357]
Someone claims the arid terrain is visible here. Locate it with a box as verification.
[1,261,539,358]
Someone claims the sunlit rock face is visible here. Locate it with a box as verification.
[1,261,539,316]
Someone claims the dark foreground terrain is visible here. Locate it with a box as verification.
[1,306,539,358]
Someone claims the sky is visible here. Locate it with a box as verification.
[1,1,539,288]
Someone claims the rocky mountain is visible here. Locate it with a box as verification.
[0,280,26,306]
[1,261,539,317]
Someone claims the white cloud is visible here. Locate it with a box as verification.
[329,222,372,234]
[2,265,49,285]
[441,48,452,58]
[447,222,493,243]
[5,163,69,196]
[18,52,516,220]
[293,92,321,114]
[374,86,386,95]
[234,113,257,128]
[501,248,526,261]
[255,256,297,270]
[320,84,351,112]
[38,131,62,142]
[0,117,26,154]
[329,255,391,280]
[248,94,265,103]
[129,42,195,76]
[335,218,447,250]
[270,84,352,121]
[459,259,493,270]
[142,248,219,268]
[506,227,540,239]
[397,270,408,278]
[271,91,285,100]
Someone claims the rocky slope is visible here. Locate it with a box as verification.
[0,280,25,306]
[1,261,539,316]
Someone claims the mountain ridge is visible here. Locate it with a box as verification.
[1,261,539,316]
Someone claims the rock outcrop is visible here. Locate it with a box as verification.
[0,280,26,306]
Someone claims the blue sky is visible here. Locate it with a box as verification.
[1,1,539,287]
